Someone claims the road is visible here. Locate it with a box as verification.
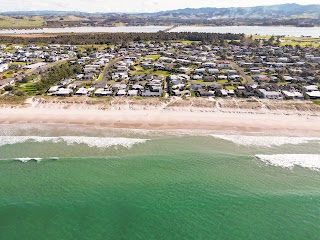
[231,62,254,85]
[93,56,124,88]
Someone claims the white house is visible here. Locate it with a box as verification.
[0,64,9,73]
[258,89,283,99]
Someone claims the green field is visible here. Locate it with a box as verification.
[0,16,44,28]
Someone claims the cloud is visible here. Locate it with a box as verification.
[0,0,319,12]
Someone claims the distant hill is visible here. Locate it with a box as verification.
[2,4,320,19]
[149,4,320,19]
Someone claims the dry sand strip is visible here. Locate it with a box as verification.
[1,106,320,137]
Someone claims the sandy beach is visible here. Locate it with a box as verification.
[1,97,320,136]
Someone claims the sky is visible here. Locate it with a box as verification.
[0,0,319,13]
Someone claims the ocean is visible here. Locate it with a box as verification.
[0,125,320,240]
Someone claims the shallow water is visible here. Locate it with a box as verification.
[0,125,319,239]
[0,26,170,34]
[169,26,320,38]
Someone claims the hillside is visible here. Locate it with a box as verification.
[151,4,320,19]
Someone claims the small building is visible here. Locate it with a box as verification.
[306,91,320,100]
[258,89,283,99]
[303,85,318,92]
[94,88,113,96]
[282,91,304,100]
[128,90,139,96]
[0,63,9,73]
[117,89,127,96]
[75,87,88,96]
[55,88,73,97]
[197,90,215,97]
[141,90,163,97]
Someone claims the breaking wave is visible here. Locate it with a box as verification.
[0,157,59,163]
[255,154,320,171]
[0,136,149,148]
[211,134,320,147]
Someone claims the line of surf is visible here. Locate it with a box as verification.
[211,134,320,147]
[0,136,149,148]
[255,154,320,171]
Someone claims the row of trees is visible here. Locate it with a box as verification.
[0,32,244,45]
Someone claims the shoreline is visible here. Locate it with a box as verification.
[1,99,320,137]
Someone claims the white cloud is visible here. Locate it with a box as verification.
[0,0,319,13]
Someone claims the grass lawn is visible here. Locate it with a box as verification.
[171,40,201,45]
[225,85,236,90]
[153,70,170,77]
[313,100,320,105]
[130,66,153,76]
[280,41,320,48]
[11,62,27,66]
[146,55,161,61]
[192,80,217,85]
[3,72,13,78]
[217,80,228,83]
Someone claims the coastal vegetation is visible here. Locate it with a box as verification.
[0,32,244,45]
[34,62,82,92]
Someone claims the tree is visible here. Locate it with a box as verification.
[4,85,13,91]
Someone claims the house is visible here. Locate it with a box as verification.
[197,90,215,97]
[282,91,304,100]
[258,89,283,99]
[128,90,139,96]
[141,90,163,97]
[208,69,219,74]
[253,75,270,82]
[172,83,185,90]
[178,67,189,73]
[94,88,113,96]
[55,88,73,96]
[75,87,88,96]
[303,85,318,92]
[154,63,165,70]
[193,75,203,80]
[228,75,241,81]
[194,68,206,74]
[131,84,144,90]
[48,86,59,93]
[226,70,237,75]
[117,89,127,96]
[217,61,232,69]
[203,62,216,68]
[173,90,191,97]
[218,75,228,80]
[0,63,8,73]
[219,89,228,97]
[306,91,320,99]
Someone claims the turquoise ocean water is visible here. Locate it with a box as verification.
[0,125,320,240]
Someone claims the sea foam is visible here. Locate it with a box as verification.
[255,154,320,171]
[211,134,320,147]
[15,157,43,163]
[0,136,149,148]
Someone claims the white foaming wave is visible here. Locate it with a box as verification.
[0,136,149,148]
[15,157,43,163]
[211,134,320,147]
[255,154,320,171]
